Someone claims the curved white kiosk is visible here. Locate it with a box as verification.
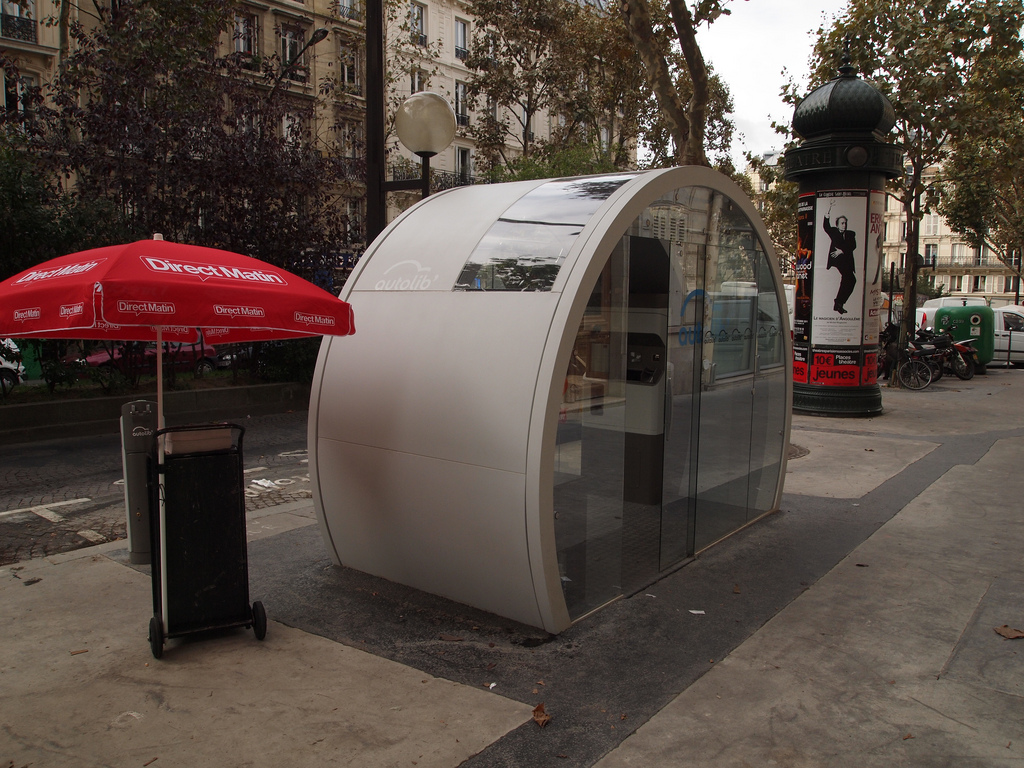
[310,166,792,633]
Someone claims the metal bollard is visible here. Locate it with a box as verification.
[120,400,157,564]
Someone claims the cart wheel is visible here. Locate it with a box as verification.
[149,616,164,659]
[252,601,267,641]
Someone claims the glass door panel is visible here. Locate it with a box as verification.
[694,194,757,552]
[555,242,628,619]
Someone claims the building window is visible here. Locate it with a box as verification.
[950,275,963,292]
[282,112,302,146]
[455,81,469,126]
[455,18,468,60]
[410,68,425,94]
[924,243,937,267]
[337,0,360,21]
[456,146,472,182]
[281,26,309,81]
[409,2,426,46]
[234,13,258,55]
[3,72,35,126]
[923,212,939,237]
[951,243,967,265]
[972,275,985,292]
[1,0,37,43]
[340,120,362,158]
[1004,276,1017,293]
[901,220,907,241]
[340,45,360,93]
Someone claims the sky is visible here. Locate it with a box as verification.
[695,0,851,168]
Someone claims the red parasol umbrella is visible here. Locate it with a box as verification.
[0,236,355,426]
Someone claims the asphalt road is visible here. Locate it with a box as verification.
[0,411,312,566]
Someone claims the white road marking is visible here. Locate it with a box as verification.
[0,498,91,520]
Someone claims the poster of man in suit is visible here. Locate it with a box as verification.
[812,191,866,345]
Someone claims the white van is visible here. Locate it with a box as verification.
[991,305,1024,366]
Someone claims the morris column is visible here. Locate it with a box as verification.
[785,57,902,415]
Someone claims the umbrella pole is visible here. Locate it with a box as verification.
[156,326,164,430]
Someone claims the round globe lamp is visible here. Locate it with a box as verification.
[395,92,457,197]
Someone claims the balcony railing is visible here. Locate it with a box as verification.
[389,163,486,193]
[936,254,1004,269]
[455,46,468,60]
[456,113,469,127]
[337,5,363,22]
[1,13,37,43]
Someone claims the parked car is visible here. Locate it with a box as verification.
[991,305,1024,366]
[1,338,26,395]
[84,336,220,375]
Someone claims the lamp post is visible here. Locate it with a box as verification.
[364,0,455,243]
[267,27,329,103]
[395,92,456,198]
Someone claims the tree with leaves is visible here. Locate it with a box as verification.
[465,0,588,168]
[937,43,1024,283]
[2,0,355,278]
[807,0,1024,350]
[620,0,737,167]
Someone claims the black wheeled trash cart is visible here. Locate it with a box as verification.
[147,423,266,658]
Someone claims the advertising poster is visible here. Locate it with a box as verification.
[811,190,867,344]
[792,195,815,384]
[862,191,885,347]
[809,347,862,386]
[860,190,886,385]
[808,190,867,388]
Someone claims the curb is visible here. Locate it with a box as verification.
[0,382,312,444]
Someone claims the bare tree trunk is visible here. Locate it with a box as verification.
[58,0,71,63]
[620,0,690,165]
[667,0,708,166]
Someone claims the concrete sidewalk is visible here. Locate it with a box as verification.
[3,369,1024,766]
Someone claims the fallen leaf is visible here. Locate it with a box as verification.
[486,662,496,670]
[532,688,539,694]
[70,649,89,656]
[536,680,545,686]
[903,733,914,740]
[864,448,874,451]
[23,578,42,586]
[733,584,741,594]
[995,625,1024,640]
[620,713,627,721]
[143,759,158,767]
[439,634,463,642]
[533,703,552,728]
[855,563,869,568]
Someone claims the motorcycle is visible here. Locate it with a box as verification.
[914,327,979,381]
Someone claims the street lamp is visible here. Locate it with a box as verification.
[268,27,329,101]
[364,0,455,243]
[395,92,456,198]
